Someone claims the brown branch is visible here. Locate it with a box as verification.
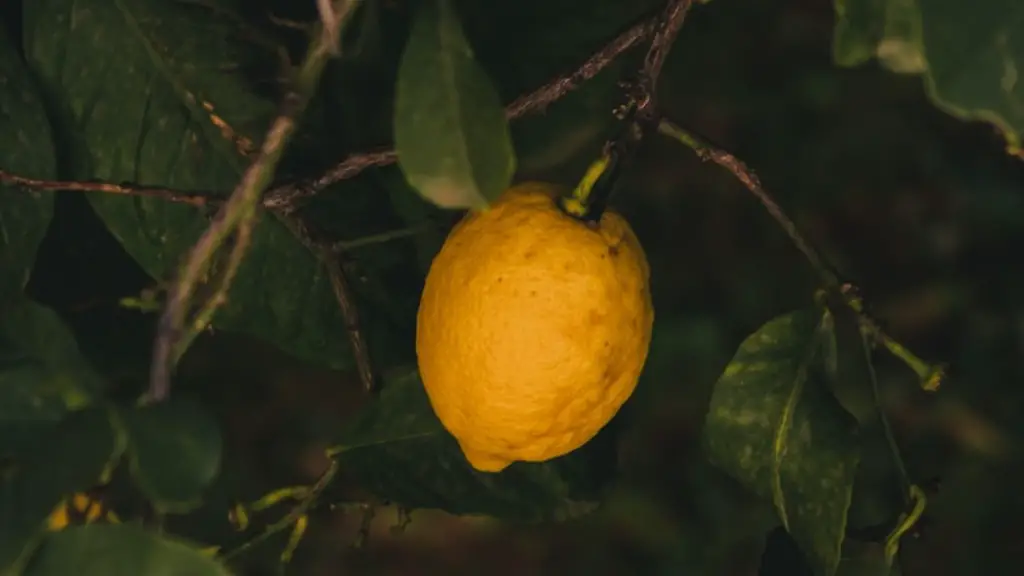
[656,118,946,391]
[147,0,361,403]
[642,0,692,98]
[262,13,660,209]
[2,11,661,214]
[280,213,378,394]
[0,170,217,208]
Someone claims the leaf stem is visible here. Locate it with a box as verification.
[657,118,945,392]
[859,325,913,502]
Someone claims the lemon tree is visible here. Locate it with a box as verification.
[1,0,1022,574]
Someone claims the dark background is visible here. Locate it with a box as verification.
[3,0,1023,574]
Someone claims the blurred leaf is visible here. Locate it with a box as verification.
[0,296,105,460]
[702,308,861,576]
[0,25,55,299]
[832,0,925,73]
[394,0,515,210]
[22,0,358,372]
[832,0,1024,149]
[332,368,614,522]
[121,397,223,514]
[25,524,230,576]
[918,0,1024,150]
[0,406,125,574]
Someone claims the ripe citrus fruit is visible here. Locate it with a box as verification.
[415,181,654,472]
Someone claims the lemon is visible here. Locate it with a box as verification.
[415,181,654,472]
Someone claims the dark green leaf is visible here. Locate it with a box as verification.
[122,397,223,513]
[332,368,615,522]
[25,524,230,576]
[0,296,106,461]
[22,0,357,372]
[702,309,861,576]
[833,0,1024,149]
[394,0,515,210]
[0,25,56,299]
[832,0,926,72]
[0,406,125,574]
[918,0,1024,149]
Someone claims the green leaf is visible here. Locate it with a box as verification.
[122,397,223,513]
[832,0,926,73]
[394,0,516,210]
[22,0,358,372]
[832,0,1024,150]
[332,368,614,522]
[0,297,104,434]
[702,309,861,576]
[918,0,1024,149]
[0,25,56,299]
[0,406,125,574]
[25,524,230,576]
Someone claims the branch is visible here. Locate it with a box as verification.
[280,214,378,395]
[568,0,693,222]
[261,12,660,209]
[146,0,361,403]
[657,117,946,392]
[0,171,217,208]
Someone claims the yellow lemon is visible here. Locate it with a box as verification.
[415,181,654,472]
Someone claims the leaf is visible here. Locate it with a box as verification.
[0,296,105,461]
[0,25,56,299]
[394,0,516,210]
[832,0,1024,150]
[332,368,615,522]
[702,309,861,576]
[0,406,125,574]
[917,0,1024,149]
[22,0,358,372]
[121,397,223,513]
[832,0,926,73]
[25,524,230,576]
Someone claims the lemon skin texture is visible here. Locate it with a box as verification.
[415,181,654,473]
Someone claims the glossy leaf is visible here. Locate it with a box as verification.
[0,406,125,574]
[394,0,515,210]
[0,25,55,299]
[25,524,230,576]
[22,0,357,371]
[702,309,861,576]
[832,0,1024,149]
[122,397,223,513]
[332,368,614,522]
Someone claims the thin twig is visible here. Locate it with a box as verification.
[2,11,661,213]
[147,0,361,403]
[0,171,217,208]
[326,254,376,393]
[262,13,661,208]
[571,0,693,222]
[280,214,378,394]
[642,0,693,97]
[657,117,944,391]
[221,458,340,562]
